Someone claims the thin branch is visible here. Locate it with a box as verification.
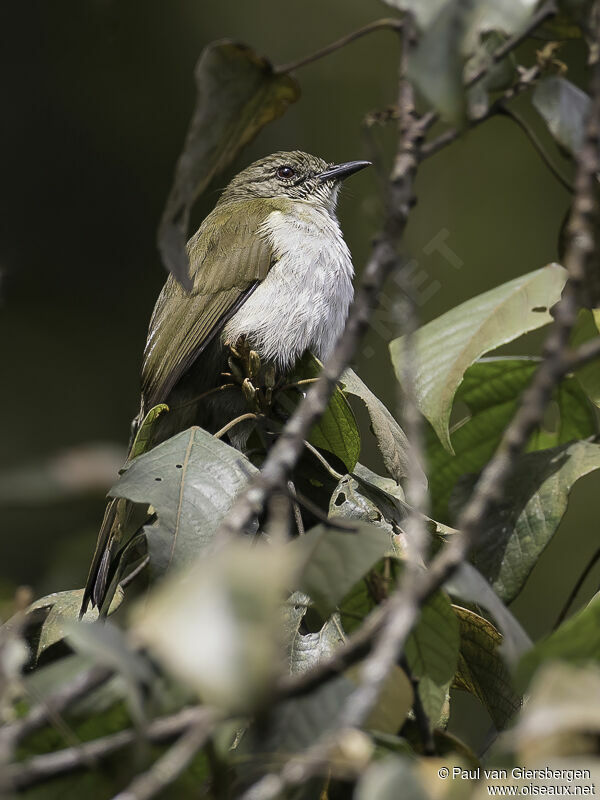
[499,104,574,193]
[421,64,542,160]
[1,665,113,750]
[465,0,558,89]
[111,715,216,800]
[274,18,403,75]
[213,412,258,440]
[553,546,600,629]
[6,706,218,791]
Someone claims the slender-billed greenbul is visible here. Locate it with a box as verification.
[84,150,370,609]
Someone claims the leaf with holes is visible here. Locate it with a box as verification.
[405,592,460,726]
[283,592,345,674]
[158,40,300,288]
[453,605,521,729]
[390,265,568,453]
[109,427,258,577]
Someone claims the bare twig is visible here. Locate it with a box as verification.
[111,714,217,800]
[6,706,217,791]
[275,18,403,75]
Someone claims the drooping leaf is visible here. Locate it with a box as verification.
[341,368,425,486]
[572,308,600,408]
[533,76,590,157]
[445,562,532,665]
[26,588,123,661]
[283,592,345,674]
[463,440,600,603]
[517,592,600,689]
[405,592,460,725]
[390,265,568,452]
[406,0,469,124]
[289,353,360,472]
[289,521,391,619]
[453,605,521,729]
[109,427,258,577]
[133,540,294,711]
[427,357,597,520]
[158,40,300,289]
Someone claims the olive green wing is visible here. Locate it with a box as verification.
[141,201,275,409]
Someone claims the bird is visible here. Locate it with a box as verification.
[83,150,370,612]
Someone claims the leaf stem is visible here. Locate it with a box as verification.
[553,545,600,630]
[274,18,403,75]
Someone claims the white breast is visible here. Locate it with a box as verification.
[223,204,354,371]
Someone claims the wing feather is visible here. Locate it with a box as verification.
[141,200,278,408]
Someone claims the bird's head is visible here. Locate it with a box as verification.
[218,150,371,212]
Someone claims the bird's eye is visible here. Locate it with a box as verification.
[276,165,295,180]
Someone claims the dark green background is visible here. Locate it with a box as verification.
[1,0,598,739]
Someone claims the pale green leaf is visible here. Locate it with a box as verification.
[282,592,345,674]
[533,76,590,156]
[572,308,600,408]
[390,265,568,452]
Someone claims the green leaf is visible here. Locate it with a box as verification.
[466,440,600,603]
[427,357,597,520]
[283,592,345,673]
[445,562,532,665]
[453,605,521,729]
[405,592,460,725]
[128,403,169,460]
[390,265,568,453]
[533,76,590,156]
[158,40,300,289]
[289,522,391,619]
[572,308,600,408]
[26,588,123,661]
[517,592,600,689]
[291,353,360,472]
[349,665,414,735]
[341,368,425,486]
[109,427,258,577]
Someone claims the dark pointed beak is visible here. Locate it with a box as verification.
[317,160,371,182]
